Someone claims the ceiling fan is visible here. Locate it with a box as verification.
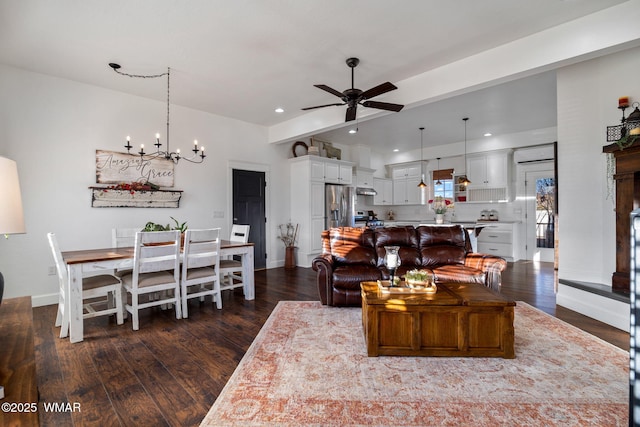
[302,57,404,122]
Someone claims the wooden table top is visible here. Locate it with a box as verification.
[62,240,254,265]
[360,281,515,307]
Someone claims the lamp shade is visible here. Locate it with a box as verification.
[0,156,26,235]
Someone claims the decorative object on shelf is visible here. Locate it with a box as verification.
[292,141,308,157]
[0,156,26,308]
[404,268,437,293]
[384,246,401,287]
[606,97,640,149]
[108,63,205,164]
[278,222,299,269]
[90,186,183,208]
[460,118,472,186]
[323,141,342,160]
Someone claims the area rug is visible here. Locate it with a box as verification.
[200,301,628,426]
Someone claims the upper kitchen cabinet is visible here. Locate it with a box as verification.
[324,159,353,184]
[390,162,423,205]
[466,150,513,202]
[373,178,393,205]
[306,157,354,184]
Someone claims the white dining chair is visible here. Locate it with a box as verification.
[120,230,182,330]
[111,227,140,248]
[219,224,250,293]
[48,232,124,338]
[180,228,222,317]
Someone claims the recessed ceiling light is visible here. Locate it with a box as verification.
[275,107,284,113]
[348,128,357,134]
[484,133,492,137]
[393,148,399,152]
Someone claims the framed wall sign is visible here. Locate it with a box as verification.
[95,150,175,187]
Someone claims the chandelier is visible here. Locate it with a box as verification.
[108,63,206,164]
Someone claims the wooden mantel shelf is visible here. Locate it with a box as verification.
[89,187,183,208]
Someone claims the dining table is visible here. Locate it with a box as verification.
[61,239,255,343]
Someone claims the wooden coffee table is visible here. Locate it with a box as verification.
[360,281,516,358]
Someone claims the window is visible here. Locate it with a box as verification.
[432,169,454,200]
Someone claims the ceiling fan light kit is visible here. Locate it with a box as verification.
[302,57,405,122]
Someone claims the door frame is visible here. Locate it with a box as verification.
[228,160,272,268]
[520,161,555,262]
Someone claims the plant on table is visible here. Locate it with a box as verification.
[428,196,453,214]
[142,217,187,232]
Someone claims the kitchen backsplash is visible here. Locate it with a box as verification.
[356,196,520,222]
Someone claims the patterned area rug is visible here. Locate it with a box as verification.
[201,301,628,426]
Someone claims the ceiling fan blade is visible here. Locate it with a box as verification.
[314,84,345,98]
[361,100,404,112]
[301,102,345,111]
[345,105,357,122]
[360,82,397,100]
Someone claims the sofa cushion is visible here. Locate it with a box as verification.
[417,225,467,267]
[432,264,485,285]
[374,226,421,268]
[332,265,382,291]
[328,227,376,265]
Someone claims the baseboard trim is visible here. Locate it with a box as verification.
[556,283,629,331]
[31,292,58,308]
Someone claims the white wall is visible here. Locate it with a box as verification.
[557,45,640,285]
[0,64,292,304]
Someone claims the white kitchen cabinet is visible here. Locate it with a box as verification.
[476,222,519,261]
[391,162,423,205]
[391,164,421,180]
[289,156,354,267]
[324,160,353,184]
[466,150,512,202]
[373,178,393,205]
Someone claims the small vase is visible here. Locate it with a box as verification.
[435,214,444,224]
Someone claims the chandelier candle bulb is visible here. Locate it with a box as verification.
[619,96,630,109]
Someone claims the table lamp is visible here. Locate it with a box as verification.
[0,156,26,306]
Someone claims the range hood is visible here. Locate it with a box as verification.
[356,187,377,196]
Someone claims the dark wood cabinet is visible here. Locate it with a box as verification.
[602,141,640,293]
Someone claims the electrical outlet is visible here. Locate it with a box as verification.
[48,266,57,276]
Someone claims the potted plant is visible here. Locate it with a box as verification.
[404,268,437,293]
[142,217,188,246]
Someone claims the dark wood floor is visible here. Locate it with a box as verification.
[32,261,629,426]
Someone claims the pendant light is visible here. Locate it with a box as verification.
[435,157,442,185]
[461,117,471,186]
[417,127,427,188]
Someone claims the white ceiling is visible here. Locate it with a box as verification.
[0,0,628,151]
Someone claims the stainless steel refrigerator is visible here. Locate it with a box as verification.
[325,184,355,229]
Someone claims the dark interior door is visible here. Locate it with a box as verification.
[232,169,266,269]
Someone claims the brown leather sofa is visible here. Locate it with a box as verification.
[312,225,508,307]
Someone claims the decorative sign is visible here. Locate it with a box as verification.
[95,150,174,187]
[90,187,182,208]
